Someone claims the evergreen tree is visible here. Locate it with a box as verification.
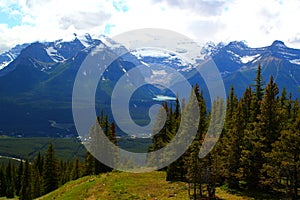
[201,98,225,199]
[239,66,271,191]
[259,76,280,149]
[5,160,15,198]
[34,152,44,176]
[254,63,264,102]
[149,103,171,152]
[59,160,71,185]
[250,63,264,122]
[32,170,42,198]
[71,158,81,180]
[0,163,6,197]
[90,114,117,175]
[148,102,178,171]
[183,85,208,197]
[256,76,280,190]
[221,86,242,189]
[169,88,200,181]
[20,158,32,200]
[185,140,202,199]
[84,151,95,176]
[15,160,23,196]
[43,142,59,194]
[263,99,300,199]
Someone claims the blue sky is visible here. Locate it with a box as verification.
[0,0,300,52]
[0,3,22,28]
[0,12,21,28]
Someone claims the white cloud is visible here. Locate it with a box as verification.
[151,0,228,16]
[0,0,300,53]
[218,0,300,48]
[0,0,114,52]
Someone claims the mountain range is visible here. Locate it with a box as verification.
[0,33,299,137]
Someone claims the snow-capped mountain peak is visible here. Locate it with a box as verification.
[271,40,286,48]
[200,41,225,59]
[0,43,29,70]
[77,33,97,47]
[131,47,192,72]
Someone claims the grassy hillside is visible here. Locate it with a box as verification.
[38,171,253,200]
[0,137,86,161]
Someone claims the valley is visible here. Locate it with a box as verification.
[0,35,300,137]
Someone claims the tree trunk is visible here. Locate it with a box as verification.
[293,164,298,200]
[193,181,197,200]
[199,183,202,197]
[188,183,191,198]
[207,184,216,200]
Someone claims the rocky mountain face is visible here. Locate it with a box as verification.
[0,34,299,136]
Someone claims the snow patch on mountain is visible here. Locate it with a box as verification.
[240,54,261,64]
[145,69,173,85]
[45,46,65,62]
[289,59,300,65]
[100,35,122,50]
[227,50,240,58]
[0,61,11,70]
[0,44,29,70]
[131,48,190,70]
[200,41,225,59]
[132,48,172,58]
[77,33,94,47]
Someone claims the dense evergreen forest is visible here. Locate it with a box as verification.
[0,116,117,200]
[150,64,300,199]
[0,65,299,199]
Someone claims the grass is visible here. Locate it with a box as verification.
[0,137,86,161]
[0,137,153,162]
[38,171,188,200]
[117,137,152,153]
[216,188,254,200]
[38,171,260,200]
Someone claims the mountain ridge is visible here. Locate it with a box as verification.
[0,34,299,137]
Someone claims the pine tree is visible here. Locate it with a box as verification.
[254,76,280,191]
[148,102,177,170]
[20,158,32,200]
[240,121,265,190]
[43,142,59,194]
[200,98,225,199]
[0,162,6,197]
[183,85,208,197]
[84,151,95,176]
[250,63,264,122]
[185,140,202,199]
[32,170,42,198]
[5,160,15,198]
[225,86,239,127]
[263,99,300,199]
[71,158,81,180]
[15,160,23,196]
[58,160,70,185]
[34,152,44,176]
[259,76,280,149]
[149,103,171,152]
[89,114,117,174]
[221,86,242,189]
[254,63,264,102]
[239,66,269,191]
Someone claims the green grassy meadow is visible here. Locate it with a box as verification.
[0,137,86,161]
[38,171,255,200]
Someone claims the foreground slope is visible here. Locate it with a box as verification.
[38,171,252,200]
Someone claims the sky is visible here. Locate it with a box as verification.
[0,0,300,53]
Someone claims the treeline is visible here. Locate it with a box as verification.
[150,64,300,199]
[0,115,117,200]
[1,64,299,199]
